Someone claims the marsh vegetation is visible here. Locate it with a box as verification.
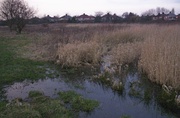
[0,23,179,117]
[0,90,99,118]
[11,23,179,90]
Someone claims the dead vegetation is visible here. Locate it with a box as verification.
[0,23,179,90]
[56,41,102,67]
[138,25,180,89]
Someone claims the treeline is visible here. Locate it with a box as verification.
[0,1,180,35]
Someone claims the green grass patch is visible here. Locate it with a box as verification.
[0,101,6,112]
[0,91,74,118]
[157,89,180,111]
[0,90,99,118]
[0,36,58,86]
[94,72,113,85]
[29,91,44,98]
[59,91,99,112]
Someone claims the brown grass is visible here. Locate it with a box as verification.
[138,25,180,89]
[110,42,141,66]
[1,23,179,89]
[55,24,180,89]
[56,41,102,67]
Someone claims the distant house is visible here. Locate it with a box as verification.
[149,15,155,21]
[112,14,122,23]
[28,17,41,24]
[140,15,153,22]
[42,15,60,23]
[177,14,180,21]
[53,16,60,22]
[152,15,158,21]
[76,13,95,23]
[60,14,72,23]
[46,15,55,23]
[167,12,176,21]
[101,13,121,23]
[124,12,139,22]
[152,12,177,21]
[101,13,113,22]
[152,13,167,21]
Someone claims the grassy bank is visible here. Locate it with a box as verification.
[0,36,58,86]
[0,31,100,117]
[0,90,99,118]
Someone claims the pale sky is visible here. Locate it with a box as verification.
[26,0,180,17]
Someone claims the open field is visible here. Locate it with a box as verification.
[0,23,180,89]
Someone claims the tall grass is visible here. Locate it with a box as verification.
[138,25,180,89]
[55,25,140,67]
[56,41,102,67]
[54,24,179,89]
[21,33,59,61]
[1,24,179,89]
[110,42,141,67]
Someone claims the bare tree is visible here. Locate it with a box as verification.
[156,7,170,14]
[0,0,35,33]
[142,7,170,16]
[142,9,156,16]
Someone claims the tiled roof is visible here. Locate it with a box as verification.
[60,14,72,19]
[77,14,91,18]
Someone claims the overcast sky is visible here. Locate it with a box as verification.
[26,0,180,17]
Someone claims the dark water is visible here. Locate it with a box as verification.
[2,69,178,118]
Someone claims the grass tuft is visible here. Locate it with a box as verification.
[56,41,102,67]
[58,91,99,112]
[0,90,99,117]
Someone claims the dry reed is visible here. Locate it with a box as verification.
[138,25,180,89]
[110,42,141,66]
[43,24,179,89]
[1,23,179,89]
[56,41,102,67]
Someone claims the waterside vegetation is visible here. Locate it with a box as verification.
[0,90,99,118]
[0,23,179,116]
[0,36,59,86]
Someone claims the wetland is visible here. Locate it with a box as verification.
[0,24,179,118]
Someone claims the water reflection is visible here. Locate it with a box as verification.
[2,69,178,118]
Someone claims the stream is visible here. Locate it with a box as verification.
[1,56,179,118]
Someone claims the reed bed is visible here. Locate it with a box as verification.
[110,42,141,67]
[138,25,180,89]
[55,24,180,89]
[1,23,179,89]
[56,41,102,67]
